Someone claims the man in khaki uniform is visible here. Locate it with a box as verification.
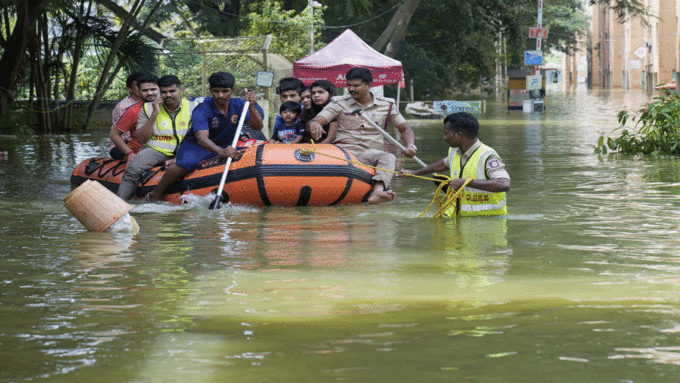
[308,67,417,204]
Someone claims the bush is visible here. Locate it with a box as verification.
[595,90,680,155]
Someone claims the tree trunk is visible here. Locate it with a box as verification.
[83,0,163,130]
[39,12,53,133]
[371,0,422,57]
[0,0,46,123]
[63,0,93,131]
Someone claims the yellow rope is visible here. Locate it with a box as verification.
[301,141,441,182]
[302,141,472,218]
[427,177,473,218]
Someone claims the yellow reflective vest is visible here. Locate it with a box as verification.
[144,99,193,156]
[447,143,508,217]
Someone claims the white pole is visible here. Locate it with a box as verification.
[309,0,314,55]
[536,0,543,51]
[536,0,543,75]
[396,84,401,109]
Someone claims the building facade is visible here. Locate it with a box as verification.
[589,0,679,90]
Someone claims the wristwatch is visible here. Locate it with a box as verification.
[408,144,417,151]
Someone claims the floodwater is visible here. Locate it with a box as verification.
[2,87,680,382]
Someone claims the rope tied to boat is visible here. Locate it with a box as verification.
[301,141,473,218]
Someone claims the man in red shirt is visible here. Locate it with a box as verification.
[109,74,159,164]
[109,72,144,159]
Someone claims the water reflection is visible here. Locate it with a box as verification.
[9,89,680,382]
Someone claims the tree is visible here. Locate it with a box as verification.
[591,0,646,22]
[98,0,165,43]
[0,0,47,125]
[83,0,163,130]
[245,0,325,61]
[181,0,244,37]
[544,0,590,55]
[371,0,422,57]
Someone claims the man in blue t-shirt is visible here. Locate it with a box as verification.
[145,71,264,202]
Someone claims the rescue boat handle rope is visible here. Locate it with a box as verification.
[300,142,472,217]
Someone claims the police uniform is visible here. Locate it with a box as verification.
[444,140,509,217]
[316,94,406,189]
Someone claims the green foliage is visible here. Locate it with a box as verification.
[396,0,512,98]
[595,91,680,156]
[245,0,325,62]
[0,105,38,135]
[544,1,589,54]
[590,0,647,22]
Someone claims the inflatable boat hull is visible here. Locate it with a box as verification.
[71,144,376,206]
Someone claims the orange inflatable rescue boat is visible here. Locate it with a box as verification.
[70,143,376,206]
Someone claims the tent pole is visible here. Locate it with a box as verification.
[396,84,401,111]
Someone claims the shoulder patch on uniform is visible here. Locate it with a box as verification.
[488,159,502,169]
[332,94,351,102]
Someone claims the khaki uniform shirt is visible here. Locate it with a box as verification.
[445,140,510,180]
[316,94,406,154]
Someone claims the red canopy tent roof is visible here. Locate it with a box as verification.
[293,29,404,88]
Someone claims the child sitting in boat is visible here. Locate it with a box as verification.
[269,101,304,144]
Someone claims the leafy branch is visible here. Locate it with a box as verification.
[596,91,680,156]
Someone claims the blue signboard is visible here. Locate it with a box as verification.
[525,50,543,66]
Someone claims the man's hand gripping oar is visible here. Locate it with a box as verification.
[346,107,428,168]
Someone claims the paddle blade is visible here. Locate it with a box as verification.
[208,195,222,210]
[208,189,229,210]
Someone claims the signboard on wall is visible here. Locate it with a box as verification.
[525,50,543,66]
[529,28,549,39]
[433,100,484,115]
[526,75,543,90]
[630,60,642,70]
[509,89,531,108]
[634,46,647,59]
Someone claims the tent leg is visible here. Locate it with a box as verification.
[396,85,400,110]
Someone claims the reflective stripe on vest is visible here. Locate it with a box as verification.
[145,99,193,156]
[447,143,508,217]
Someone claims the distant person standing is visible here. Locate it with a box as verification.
[308,67,417,204]
[109,74,159,164]
[401,112,510,217]
[109,72,145,159]
[116,75,196,201]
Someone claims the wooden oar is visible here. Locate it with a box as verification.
[209,101,250,210]
[348,107,427,168]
